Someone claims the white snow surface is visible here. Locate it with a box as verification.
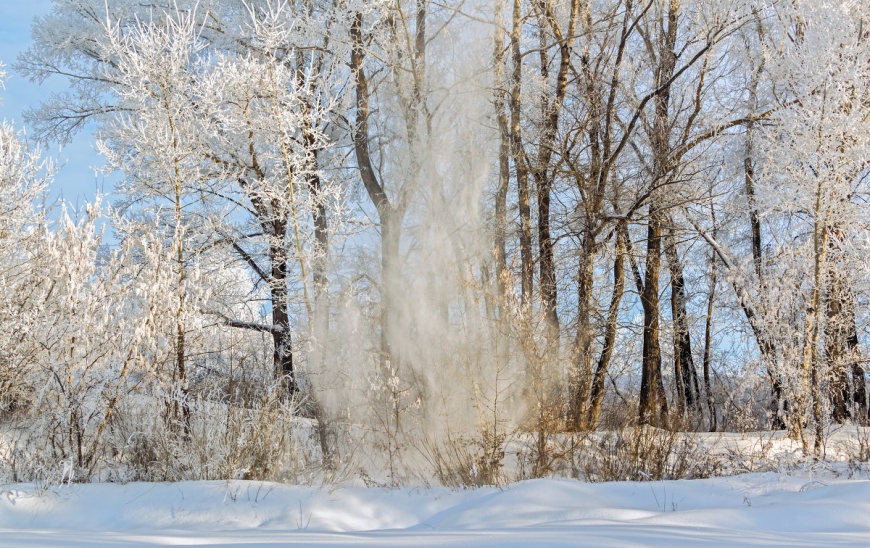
[1,472,869,546]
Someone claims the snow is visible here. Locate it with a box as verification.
[2,471,869,546]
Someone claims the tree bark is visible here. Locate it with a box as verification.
[586,227,627,428]
[351,12,402,367]
[569,234,595,430]
[533,0,578,354]
[509,0,533,306]
[639,0,679,428]
[795,180,829,456]
[665,226,701,418]
[702,224,717,431]
[640,207,669,427]
[269,236,297,393]
[493,1,510,312]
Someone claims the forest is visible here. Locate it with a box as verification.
[0,0,869,487]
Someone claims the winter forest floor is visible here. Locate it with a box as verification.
[2,429,870,547]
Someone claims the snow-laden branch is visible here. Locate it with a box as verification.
[202,309,285,335]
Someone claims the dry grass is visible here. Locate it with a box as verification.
[579,423,722,482]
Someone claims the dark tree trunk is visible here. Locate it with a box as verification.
[270,240,296,394]
[533,0,577,353]
[665,228,701,417]
[536,171,558,348]
[744,122,763,281]
[826,280,850,423]
[639,0,678,428]
[230,172,298,396]
[847,326,868,424]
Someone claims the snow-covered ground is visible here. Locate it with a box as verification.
[1,471,869,547]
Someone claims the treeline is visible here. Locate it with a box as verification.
[0,0,869,484]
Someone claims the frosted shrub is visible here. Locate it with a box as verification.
[108,385,316,483]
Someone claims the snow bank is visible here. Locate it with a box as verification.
[2,472,870,546]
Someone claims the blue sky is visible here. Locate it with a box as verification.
[0,1,114,208]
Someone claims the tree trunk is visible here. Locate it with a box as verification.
[509,0,533,306]
[742,49,789,427]
[702,239,717,431]
[665,227,701,418]
[350,12,405,369]
[640,208,669,427]
[795,184,829,456]
[536,169,558,350]
[824,235,868,424]
[569,235,595,430]
[847,323,869,424]
[826,270,852,423]
[304,146,335,468]
[308,151,329,348]
[270,239,296,394]
[586,228,627,428]
[533,0,577,355]
[639,0,678,428]
[744,77,763,281]
[493,2,510,312]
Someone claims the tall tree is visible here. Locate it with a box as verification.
[349,1,430,369]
